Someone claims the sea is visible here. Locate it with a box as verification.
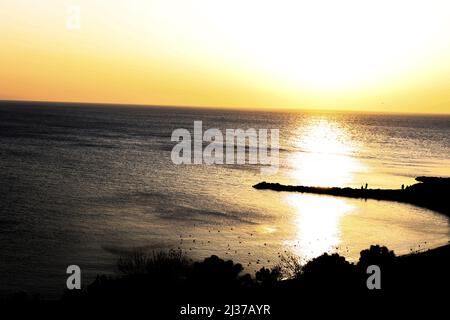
[0,101,449,298]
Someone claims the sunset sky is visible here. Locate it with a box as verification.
[1,0,450,113]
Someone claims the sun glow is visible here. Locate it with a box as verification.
[1,0,450,112]
[198,0,444,91]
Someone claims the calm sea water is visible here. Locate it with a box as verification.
[1,102,449,297]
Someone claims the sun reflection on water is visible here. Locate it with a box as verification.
[284,193,355,262]
[284,118,363,261]
[289,118,365,187]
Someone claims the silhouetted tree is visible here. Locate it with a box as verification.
[301,253,358,292]
[256,266,281,287]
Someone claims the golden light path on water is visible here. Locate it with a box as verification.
[285,118,365,261]
[284,194,355,262]
[289,119,365,187]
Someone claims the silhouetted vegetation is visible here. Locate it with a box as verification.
[3,243,449,316]
[275,252,302,280]
[52,243,450,316]
[117,249,189,278]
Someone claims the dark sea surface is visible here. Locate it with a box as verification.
[1,101,449,298]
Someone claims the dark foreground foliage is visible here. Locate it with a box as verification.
[4,244,449,317]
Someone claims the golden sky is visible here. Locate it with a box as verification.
[1,0,450,113]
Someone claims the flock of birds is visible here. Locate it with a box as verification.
[174,227,346,270]
[173,227,434,270]
[176,228,272,268]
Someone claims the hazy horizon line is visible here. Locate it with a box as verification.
[1,99,449,116]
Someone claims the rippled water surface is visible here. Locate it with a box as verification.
[1,102,449,296]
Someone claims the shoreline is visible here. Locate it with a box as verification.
[253,176,450,217]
